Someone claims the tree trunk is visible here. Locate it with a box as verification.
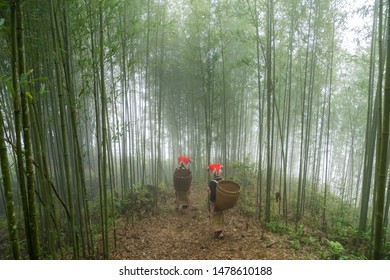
[0,104,20,259]
[17,0,40,259]
[373,0,390,260]
[99,1,109,259]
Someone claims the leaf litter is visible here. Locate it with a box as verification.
[109,182,320,260]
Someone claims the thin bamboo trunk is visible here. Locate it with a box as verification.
[373,0,390,259]
[17,0,40,259]
[49,0,77,259]
[10,0,27,259]
[0,105,20,259]
[99,2,109,259]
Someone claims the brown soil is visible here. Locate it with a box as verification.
[110,182,320,260]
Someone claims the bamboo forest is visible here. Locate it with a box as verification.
[0,0,389,261]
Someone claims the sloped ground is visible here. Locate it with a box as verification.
[110,183,320,260]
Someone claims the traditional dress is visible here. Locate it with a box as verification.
[207,163,224,239]
[175,189,190,210]
[175,156,192,211]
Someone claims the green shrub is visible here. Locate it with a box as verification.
[290,239,301,250]
[326,240,345,259]
[267,221,289,234]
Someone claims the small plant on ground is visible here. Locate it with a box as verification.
[290,239,301,250]
[266,220,289,235]
[326,240,345,259]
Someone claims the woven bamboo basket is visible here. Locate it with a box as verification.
[173,168,192,191]
[215,180,241,211]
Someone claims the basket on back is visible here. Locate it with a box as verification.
[173,168,192,191]
[215,180,241,211]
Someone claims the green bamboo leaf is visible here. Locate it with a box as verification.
[0,18,5,26]
[5,79,16,98]
[26,91,33,100]
[20,70,34,86]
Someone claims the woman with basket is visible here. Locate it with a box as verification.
[207,163,224,239]
[174,156,192,212]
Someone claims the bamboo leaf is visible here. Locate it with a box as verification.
[27,91,33,100]
[5,79,16,98]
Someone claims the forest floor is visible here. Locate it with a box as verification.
[109,182,322,260]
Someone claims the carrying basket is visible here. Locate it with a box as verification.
[173,168,192,191]
[215,180,241,211]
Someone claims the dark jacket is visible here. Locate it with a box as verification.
[208,177,222,203]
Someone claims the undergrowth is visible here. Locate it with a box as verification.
[225,160,374,260]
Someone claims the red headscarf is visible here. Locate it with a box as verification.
[178,156,191,166]
[208,163,223,175]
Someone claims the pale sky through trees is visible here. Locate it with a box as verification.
[342,0,372,52]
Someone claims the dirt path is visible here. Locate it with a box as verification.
[110,183,315,260]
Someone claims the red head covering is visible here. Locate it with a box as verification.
[178,156,191,166]
[208,163,223,175]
